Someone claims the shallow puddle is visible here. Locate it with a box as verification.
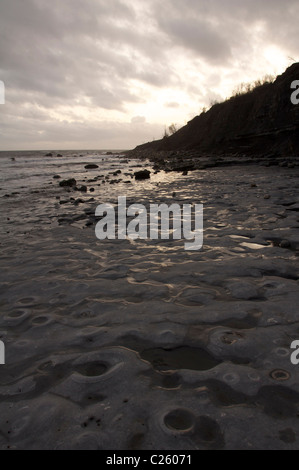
[140,346,221,371]
[240,242,270,250]
[74,362,108,377]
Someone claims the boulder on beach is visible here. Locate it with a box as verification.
[77,185,87,192]
[45,153,53,157]
[279,239,291,248]
[134,169,151,180]
[84,164,99,169]
[59,178,77,188]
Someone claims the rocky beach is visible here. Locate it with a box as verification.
[2,0,299,453]
[0,150,299,449]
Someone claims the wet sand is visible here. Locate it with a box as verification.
[0,160,299,449]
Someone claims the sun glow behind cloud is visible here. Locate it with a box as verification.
[263,46,290,73]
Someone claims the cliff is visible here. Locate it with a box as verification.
[132,63,299,158]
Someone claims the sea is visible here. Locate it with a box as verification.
[0,149,181,235]
[0,150,131,196]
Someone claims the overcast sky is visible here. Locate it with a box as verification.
[0,0,298,150]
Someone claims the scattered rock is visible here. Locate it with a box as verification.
[134,169,151,180]
[59,178,77,188]
[84,164,99,169]
[77,185,87,192]
[53,175,61,179]
[279,240,291,248]
[45,153,52,157]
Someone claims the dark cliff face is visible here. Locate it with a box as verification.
[134,63,299,157]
